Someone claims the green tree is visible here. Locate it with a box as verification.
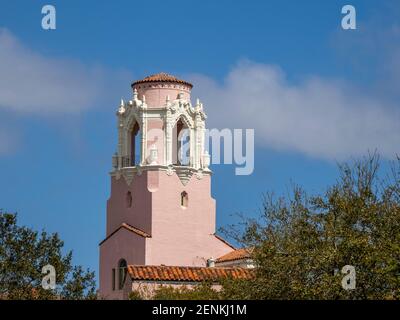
[221,154,400,299]
[0,212,96,300]
[129,282,221,300]
[135,154,400,300]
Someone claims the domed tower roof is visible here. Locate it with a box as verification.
[131,72,193,88]
[131,72,193,108]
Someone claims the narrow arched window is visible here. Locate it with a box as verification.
[118,259,127,290]
[181,191,188,208]
[173,119,190,166]
[126,191,132,208]
[130,122,141,166]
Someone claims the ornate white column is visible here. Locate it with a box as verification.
[195,115,203,169]
[190,128,195,168]
[116,100,127,169]
[165,109,173,166]
[140,112,147,166]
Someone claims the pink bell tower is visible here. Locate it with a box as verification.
[99,73,233,299]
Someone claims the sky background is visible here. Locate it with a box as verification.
[0,0,399,283]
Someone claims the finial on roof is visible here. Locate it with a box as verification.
[118,99,126,115]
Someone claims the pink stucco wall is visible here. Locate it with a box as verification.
[133,83,191,108]
[106,173,152,236]
[99,169,233,299]
[99,227,146,299]
[147,172,233,266]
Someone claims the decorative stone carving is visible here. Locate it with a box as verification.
[133,88,138,100]
[196,169,203,180]
[118,99,126,115]
[166,165,174,176]
[147,144,158,165]
[176,168,193,186]
[122,170,134,186]
[203,151,210,169]
[112,82,209,173]
[112,153,118,169]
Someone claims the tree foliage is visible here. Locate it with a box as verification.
[129,282,221,300]
[0,212,96,300]
[133,154,400,300]
[222,154,400,299]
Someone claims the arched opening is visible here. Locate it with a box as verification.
[130,122,141,166]
[181,191,188,208]
[126,191,132,208]
[118,259,127,290]
[173,118,190,166]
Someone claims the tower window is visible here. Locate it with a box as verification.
[118,259,127,290]
[181,191,188,208]
[112,268,116,291]
[130,122,141,166]
[173,119,190,166]
[126,191,132,208]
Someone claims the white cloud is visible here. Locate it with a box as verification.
[1,26,399,161]
[0,127,18,155]
[0,28,129,115]
[190,60,400,161]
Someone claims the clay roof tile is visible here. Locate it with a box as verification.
[127,265,254,282]
[132,72,193,88]
[216,248,253,263]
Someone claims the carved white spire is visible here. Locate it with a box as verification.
[203,150,210,170]
[118,98,126,114]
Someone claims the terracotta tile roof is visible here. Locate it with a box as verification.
[132,72,193,88]
[127,265,254,282]
[216,248,252,263]
[99,223,150,246]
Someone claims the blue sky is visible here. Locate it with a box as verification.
[0,0,399,283]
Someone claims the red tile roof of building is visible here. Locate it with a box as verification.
[216,248,252,263]
[99,223,150,245]
[131,72,193,88]
[127,265,254,282]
